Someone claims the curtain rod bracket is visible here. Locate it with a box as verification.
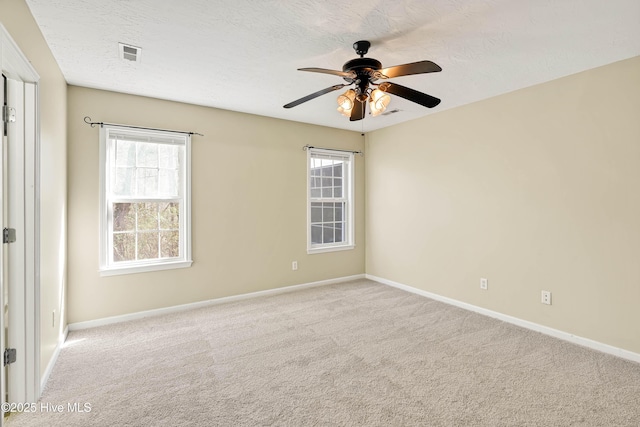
[83,116,203,136]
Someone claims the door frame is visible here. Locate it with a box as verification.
[1,23,41,414]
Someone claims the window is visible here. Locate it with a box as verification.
[307,148,354,253]
[99,125,192,275]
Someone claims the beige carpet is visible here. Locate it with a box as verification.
[7,279,640,426]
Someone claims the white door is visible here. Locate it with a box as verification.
[4,75,26,404]
[1,73,6,423]
[0,25,40,423]
[1,74,39,411]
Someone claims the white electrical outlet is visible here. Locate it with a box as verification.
[541,290,552,305]
[480,278,488,290]
[292,261,298,271]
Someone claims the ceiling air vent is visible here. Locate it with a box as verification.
[118,43,141,62]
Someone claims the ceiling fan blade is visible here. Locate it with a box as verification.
[350,100,365,121]
[379,60,442,79]
[298,68,356,79]
[380,82,441,108]
[283,84,348,109]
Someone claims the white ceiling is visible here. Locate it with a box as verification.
[25,0,640,133]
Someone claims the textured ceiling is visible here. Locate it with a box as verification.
[25,0,640,132]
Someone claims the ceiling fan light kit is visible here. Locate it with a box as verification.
[336,89,356,117]
[369,89,391,117]
[284,40,442,122]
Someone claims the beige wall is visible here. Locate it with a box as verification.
[67,86,365,323]
[0,0,68,376]
[366,56,640,354]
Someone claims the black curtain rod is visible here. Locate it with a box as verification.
[83,116,203,136]
[303,144,363,156]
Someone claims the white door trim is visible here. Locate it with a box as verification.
[24,81,40,403]
[1,23,41,416]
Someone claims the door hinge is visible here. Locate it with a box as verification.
[2,105,16,124]
[3,348,16,366]
[3,227,16,244]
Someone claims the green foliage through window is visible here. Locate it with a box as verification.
[112,202,180,262]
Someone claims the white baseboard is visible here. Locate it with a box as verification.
[68,274,366,332]
[366,274,640,365]
[40,326,69,394]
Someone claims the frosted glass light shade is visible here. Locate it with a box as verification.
[336,89,356,117]
[369,88,391,117]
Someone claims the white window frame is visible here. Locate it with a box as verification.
[307,148,355,254]
[99,125,192,276]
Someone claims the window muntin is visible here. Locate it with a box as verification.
[307,149,354,253]
[99,126,192,275]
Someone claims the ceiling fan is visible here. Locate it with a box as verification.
[283,40,442,121]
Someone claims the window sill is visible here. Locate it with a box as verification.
[99,260,193,277]
[307,244,355,255]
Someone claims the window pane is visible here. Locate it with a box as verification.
[159,169,179,197]
[335,222,344,243]
[334,186,342,198]
[160,231,180,258]
[311,225,322,244]
[137,232,159,259]
[113,167,135,196]
[321,165,333,177]
[323,204,334,222]
[323,225,335,243]
[115,140,135,167]
[158,145,178,169]
[322,187,332,197]
[335,203,344,221]
[159,202,179,230]
[322,177,332,187]
[311,158,321,175]
[310,177,323,189]
[113,232,135,262]
[136,168,158,196]
[334,163,342,176]
[310,188,321,198]
[137,203,158,230]
[310,205,322,223]
[113,203,135,232]
[137,142,158,168]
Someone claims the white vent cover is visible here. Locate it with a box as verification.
[118,43,141,62]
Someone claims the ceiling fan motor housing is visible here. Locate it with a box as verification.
[343,57,382,99]
[342,57,381,73]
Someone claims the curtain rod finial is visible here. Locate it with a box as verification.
[83,116,102,128]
